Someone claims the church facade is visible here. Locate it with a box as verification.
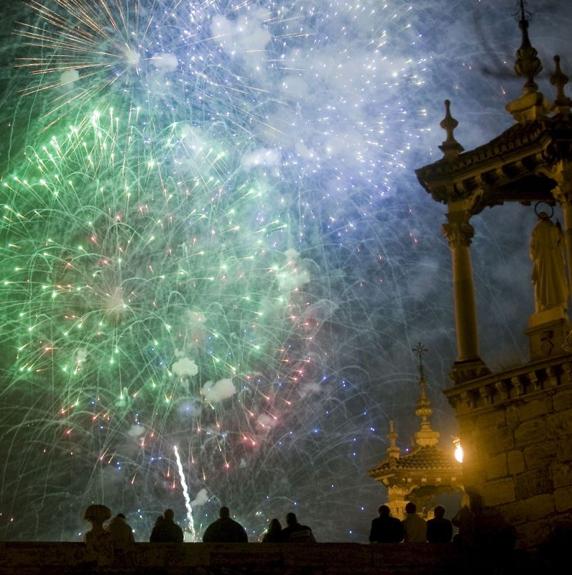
[416,7,572,547]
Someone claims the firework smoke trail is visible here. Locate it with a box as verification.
[173,445,196,541]
[2,0,572,542]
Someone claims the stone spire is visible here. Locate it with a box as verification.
[513,0,542,93]
[412,343,440,448]
[551,55,572,114]
[387,420,400,465]
[439,100,464,159]
[506,1,549,123]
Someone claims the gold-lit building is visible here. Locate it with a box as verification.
[369,345,462,519]
[415,6,572,547]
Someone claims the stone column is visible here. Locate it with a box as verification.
[443,211,480,363]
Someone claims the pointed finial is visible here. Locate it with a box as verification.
[439,100,464,159]
[412,342,428,381]
[412,343,440,448]
[551,55,572,112]
[387,420,400,463]
[514,0,542,93]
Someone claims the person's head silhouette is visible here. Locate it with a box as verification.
[433,505,445,519]
[378,505,391,518]
[220,506,230,519]
[268,518,281,532]
[405,502,417,515]
[286,512,297,527]
[164,509,175,522]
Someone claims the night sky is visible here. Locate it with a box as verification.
[0,0,571,542]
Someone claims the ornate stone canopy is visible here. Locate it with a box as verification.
[416,114,572,214]
[410,3,572,547]
[413,7,572,382]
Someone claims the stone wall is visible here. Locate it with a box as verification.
[446,355,572,547]
[0,542,463,575]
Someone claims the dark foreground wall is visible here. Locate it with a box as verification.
[0,542,465,575]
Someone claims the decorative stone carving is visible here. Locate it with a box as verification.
[442,219,474,248]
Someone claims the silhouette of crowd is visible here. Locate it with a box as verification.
[82,502,317,567]
[201,509,316,543]
[150,508,184,543]
[369,501,455,544]
[80,493,524,574]
[368,495,519,574]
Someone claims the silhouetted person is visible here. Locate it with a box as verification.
[540,523,572,572]
[426,506,453,543]
[369,505,403,543]
[203,506,248,542]
[262,518,283,542]
[83,504,113,567]
[402,502,426,542]
[106,513,135,566]
[150,515,166,542]
[150,509,184,542]
[452,496,476,549]
[163,509,184,542]
[455,490,515,574]
[281,512,316,542]
[472,495,515,572]
[107,513,135,547]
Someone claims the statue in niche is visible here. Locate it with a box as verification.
[530,210,568,313]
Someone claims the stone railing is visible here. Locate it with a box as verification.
[444,353,572,415]
[0,541,464,575]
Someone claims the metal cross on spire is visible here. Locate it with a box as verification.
[412,342,428,381]
[519,0,528,21]
[513,0,542,92]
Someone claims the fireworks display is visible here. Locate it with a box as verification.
[1,0,571,542]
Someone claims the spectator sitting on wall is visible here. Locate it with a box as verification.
[426,506,453,543]
[454,490,516,573]
[106,513,135,566]
[107,513,135,547]
[402,502,427,543]
[452,494,475,549]
[150,509,184,543]
[262,518,283,543]
[203,506,248,543]
[472,493,516,570]
[369,505,403,543]
[83,504,113,567]
[281,512,316,542]
[540,522,572,571]
[150,515,165,542]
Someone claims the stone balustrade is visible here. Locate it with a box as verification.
[0,542,464,575]
[444,354,572,414]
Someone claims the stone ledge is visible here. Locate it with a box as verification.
[445,356,572,415]
[0,542,463,575]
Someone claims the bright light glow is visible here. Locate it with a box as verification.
[454,439,464,463]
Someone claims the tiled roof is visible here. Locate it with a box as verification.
[416,114,572,187]
[369,445,460,477]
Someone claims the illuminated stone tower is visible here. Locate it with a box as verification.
[416,2,572,547]
[368,344,462,519]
